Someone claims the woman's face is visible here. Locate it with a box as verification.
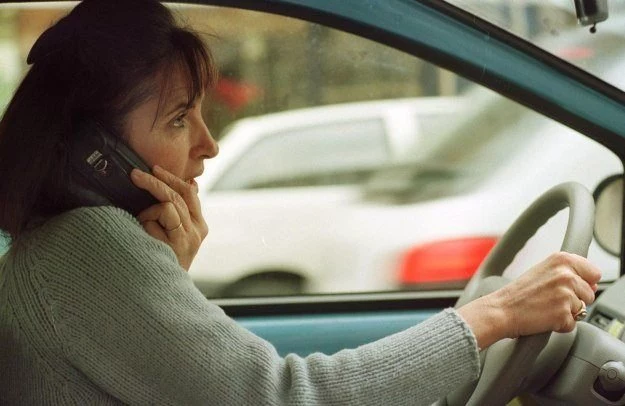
[123,67,218,184]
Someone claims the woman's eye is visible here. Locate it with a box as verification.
[172,114,187,128]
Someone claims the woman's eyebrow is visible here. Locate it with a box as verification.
[163,100,191,118]
[151,98,190,130]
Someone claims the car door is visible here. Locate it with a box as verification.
[2,0,624,363]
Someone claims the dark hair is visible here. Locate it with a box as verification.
[0,0,217,239]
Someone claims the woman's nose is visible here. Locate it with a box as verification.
[195,118,219,159]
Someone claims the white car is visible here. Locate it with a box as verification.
[189,97,467,296]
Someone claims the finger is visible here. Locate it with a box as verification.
[151,165,203,220]
[131,168,179,203]
[131,168,193,229]
[557,316,577,333]
[136,202,181,232]
[570,296,585,315]
[565,253,602,286]
[148,167,197,230]
[571,272,596,305]
[141,220,168,242]
[569,296,588,324]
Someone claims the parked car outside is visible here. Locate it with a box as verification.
[189,97,468,296]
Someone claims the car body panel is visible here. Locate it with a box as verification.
[239,309,439,356]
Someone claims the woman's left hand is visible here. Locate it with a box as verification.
[457,252,601,350]
[130,165,208,270]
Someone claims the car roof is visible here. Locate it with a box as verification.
[222,96,466,137]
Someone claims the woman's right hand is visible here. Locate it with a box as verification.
[457,252,602,350]
[130,166,209,271]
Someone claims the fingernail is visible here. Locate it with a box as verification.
[153,165,162,172]
[131,168,144,179]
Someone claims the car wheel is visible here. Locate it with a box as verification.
[221,272,305,298]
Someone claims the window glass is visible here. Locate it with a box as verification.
[445,0,625,92]
[213,118,388,190]
[0,4,621,299]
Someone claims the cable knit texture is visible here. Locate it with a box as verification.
[0,206,480,405]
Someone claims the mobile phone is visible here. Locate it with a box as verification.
[68,120,158,216]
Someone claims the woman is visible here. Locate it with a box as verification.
[0,0,600,404]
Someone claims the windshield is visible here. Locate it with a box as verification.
[445,0,625,92]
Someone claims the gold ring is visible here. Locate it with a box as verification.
[166,222,183,232]
[573,300,587,322]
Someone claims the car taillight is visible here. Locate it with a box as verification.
[399,237,498,285]
[555,47,594,61]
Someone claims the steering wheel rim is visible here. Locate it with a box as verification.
[451,182,595,405]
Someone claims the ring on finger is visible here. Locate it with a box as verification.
[573,300,587,322]
[166,222,183,232]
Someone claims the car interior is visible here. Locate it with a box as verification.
[1,0,625,404]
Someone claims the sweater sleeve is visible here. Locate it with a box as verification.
[40,206,480,406]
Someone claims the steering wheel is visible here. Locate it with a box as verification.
[445,182,596,405]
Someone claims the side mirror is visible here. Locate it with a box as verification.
[593,175,623,256]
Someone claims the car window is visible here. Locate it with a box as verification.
[445,1,625,92]
[212,118,389,190]
[1,3,622,299]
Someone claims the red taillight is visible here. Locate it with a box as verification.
[399,237,498,285]
[555,47,594,61]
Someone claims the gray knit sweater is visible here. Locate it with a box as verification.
[0,206,480,405]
